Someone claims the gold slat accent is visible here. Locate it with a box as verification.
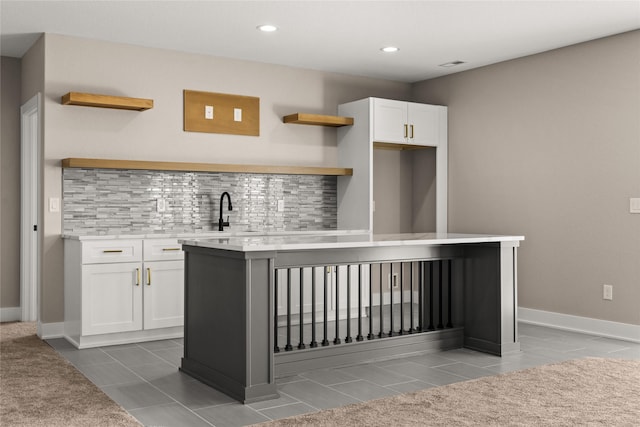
[61,92,153,111]
[61,158,353,176]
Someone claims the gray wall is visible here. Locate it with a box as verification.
[1,57,22,309]
[36,33,411,323]
[412,30,640,326]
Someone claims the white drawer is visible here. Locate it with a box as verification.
[143,239,184,261]
[81,239,142,264]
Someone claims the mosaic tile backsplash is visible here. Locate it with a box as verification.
[63,168,337,235]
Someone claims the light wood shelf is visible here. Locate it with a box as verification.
[61,92,153,111]
[283,113,354,127]
[61,158,353,176]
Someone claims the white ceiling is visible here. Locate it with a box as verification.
[1,0,639,82]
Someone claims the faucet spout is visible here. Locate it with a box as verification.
[218,192,233,231]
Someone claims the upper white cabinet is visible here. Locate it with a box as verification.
[372,98,445,147]
[337,97,447,233]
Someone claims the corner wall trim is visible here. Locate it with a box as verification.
[519,307,640,344]
[37,321,65,340]
[0,307,22,322]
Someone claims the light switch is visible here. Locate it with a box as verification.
[234,108,242,122]
[49,197,60,213]
[205,105,214,120]
[630,198,640,214]
[277,199,285,212]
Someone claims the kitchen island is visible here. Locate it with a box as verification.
[179,232,524,403]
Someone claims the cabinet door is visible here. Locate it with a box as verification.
[373,98,408,144]
[407,103,441,147]
[82,262,142,335]
[143,260,184,330]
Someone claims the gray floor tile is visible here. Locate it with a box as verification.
[150,372,236,409]
[76,361,140,386]
[196,403,271,427]
[387,379,435,393]
[152,346,184,366]
[52,321,635,427]
[276,374,305,385]
[279,379,360,410]
[129,402,214,427]
[102,381,174,410]
[330,379,399,401]
[299,368,359,386]
[127,360,180,381]
[58,348,115,367]
[248,393,300,411]
[382,361,467,386]
[138,339,182,351]
[435,362,495,379]
[606,347,640,360]
[336,363,414,386]
[104,346,166,366]
[258,402,317,421]
[439,348,503,368]
[45,338,76,351]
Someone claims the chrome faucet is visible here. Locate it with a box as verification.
[218,191,233,231]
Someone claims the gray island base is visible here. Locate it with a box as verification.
[179,232,524,403]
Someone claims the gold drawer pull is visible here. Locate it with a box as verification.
[103,249,123,253]
[136,268,140,286]
[410,124,414,139]
[147,268,151,286]
[162,248,181,251]
[404,124,408,138]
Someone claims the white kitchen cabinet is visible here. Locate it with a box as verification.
[64,237,184,348]
[373,98,444,147]
[143,260,184,330]
[81,261,143,335]
[337,97,447,233]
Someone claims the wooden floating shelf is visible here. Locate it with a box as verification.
[61,92,153,111]
[61,158,353,176]
[283,113,354,127]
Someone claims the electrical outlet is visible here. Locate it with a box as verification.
[603,284,613,301]
[277,199,285,212]
[388,273,399,289]
[205,105,214,120]
[157,198,166,213]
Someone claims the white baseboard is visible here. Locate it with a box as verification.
[0,307,22,322]
[519,307,640,344]
[37,321,65,340]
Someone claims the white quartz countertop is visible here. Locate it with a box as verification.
[179,232,525,252]
[61,229,369,241]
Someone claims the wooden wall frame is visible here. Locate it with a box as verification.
[184,90,259,136]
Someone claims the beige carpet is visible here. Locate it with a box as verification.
[257,357,640,426]
[0,322,141,427]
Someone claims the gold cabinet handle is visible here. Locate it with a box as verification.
[147,268,151,286]
[404,124,408,138]
[136,268,140,286]
[162,248,181,251]
[410,124,414,139]
[103,249,123,253]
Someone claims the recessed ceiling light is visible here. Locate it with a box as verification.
[439,60,466,68]
[257,24,278,32]
[381,46,399,53]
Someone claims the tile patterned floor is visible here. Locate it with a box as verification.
[47,323,640,427]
